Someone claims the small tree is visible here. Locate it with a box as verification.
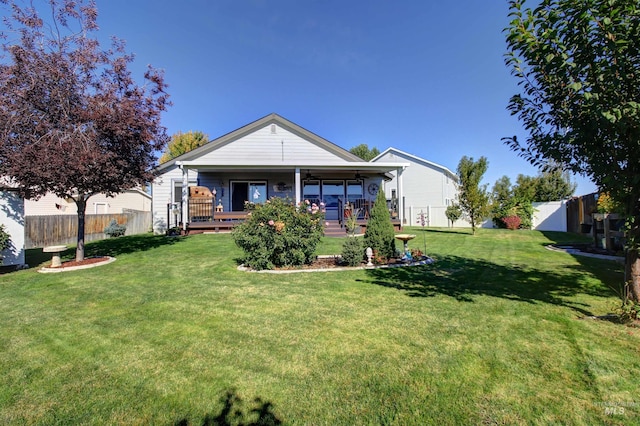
[364,189,396,260]
[159,130,209,164]
[445,204,462,227]
[0,0,169,262]
[456,156,490,235]
[341,208,364,266]
[341,237,364,267]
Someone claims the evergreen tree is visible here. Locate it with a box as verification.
[364,189,396,260]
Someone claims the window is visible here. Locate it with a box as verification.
[94,202,108,214]
[173,179,197,205]
[303,181,320,203]
[346,181,363,204]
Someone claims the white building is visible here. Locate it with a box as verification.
[372,148,458,227]
[0,184,25,267]
[24,189,151,216]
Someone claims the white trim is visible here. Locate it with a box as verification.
[372,147,457,182]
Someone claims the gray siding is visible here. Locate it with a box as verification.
[196,125,350,165]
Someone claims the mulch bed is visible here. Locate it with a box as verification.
[48,256,110,269]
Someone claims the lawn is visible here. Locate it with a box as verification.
[0,228,638,424]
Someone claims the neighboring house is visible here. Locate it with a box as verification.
[372,148,458,227]
[0,181,25,267]
[151,113,410,234]
[24,188,152,216]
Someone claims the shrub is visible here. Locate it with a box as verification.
[0,224,11,259]
[492,198,533,229]
[364,189,396,260]
[501,215,521,230]
[233,197,324,270]
[104,219,127,237]
[341,237,363,266]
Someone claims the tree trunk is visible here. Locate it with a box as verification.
[627,249,640,303]
[75,198,87,262]
[624,201,640,303]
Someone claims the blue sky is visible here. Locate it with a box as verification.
[96,0,594,195]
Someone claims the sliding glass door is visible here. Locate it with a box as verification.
[322,181,344,220]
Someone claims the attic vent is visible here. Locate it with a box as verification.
[270,124,277,134]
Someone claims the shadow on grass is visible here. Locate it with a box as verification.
[360,254,620,317]
[83,233,186,257]
[21,234,186,270]
[174,389,282,426]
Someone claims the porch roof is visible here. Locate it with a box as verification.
[176,160,409,174]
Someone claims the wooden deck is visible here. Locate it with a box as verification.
[185,217,402,236]
[185,211,250,234]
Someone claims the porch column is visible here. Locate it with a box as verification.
[294,168,301,206]
[397,166,405,225]
[179,162,189,232]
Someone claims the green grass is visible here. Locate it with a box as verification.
[1,228,638,425]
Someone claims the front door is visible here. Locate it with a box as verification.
[231,181,267,211]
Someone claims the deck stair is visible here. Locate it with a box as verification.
[324,220,350,237]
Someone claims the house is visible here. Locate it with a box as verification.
[0,181,25,267]
[372,148,458,227]
[24,188,152,216]
[151,113,410,234]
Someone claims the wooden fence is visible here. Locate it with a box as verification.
[566,192,597,234]
[25,210,151,248]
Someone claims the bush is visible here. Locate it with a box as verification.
[0,224,11,259]
[233,197,324,270]
[341,237,363,266]
[492,198,533,229]
[364,189,396,260]
[445,204,462,226]
[501,215,521,230]
[104,219,127,237]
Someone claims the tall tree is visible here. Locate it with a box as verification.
[513,174,537,202]
[456,156,490,235]
[491,176,513,206]
[534,166,576,201]
[349,144,380,161]
[159,130,209,164]
[504,0,640,302]
[0,0,170,261]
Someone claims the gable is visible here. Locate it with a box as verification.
[157,113,363,170]
[373,148,458,182]
[195,122,352,165]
